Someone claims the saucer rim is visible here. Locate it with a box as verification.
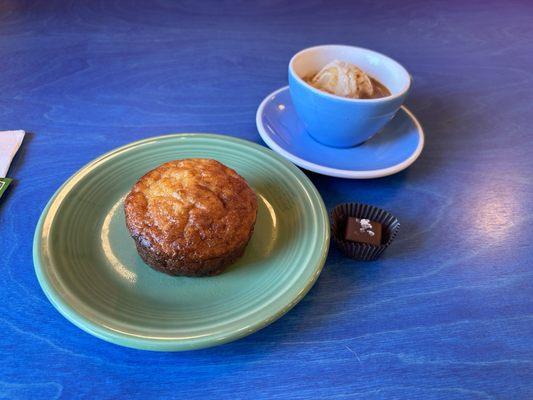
[256,86,425,179]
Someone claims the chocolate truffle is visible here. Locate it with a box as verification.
[344,217,382,246]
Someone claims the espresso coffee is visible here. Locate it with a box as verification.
[364,77,390,99]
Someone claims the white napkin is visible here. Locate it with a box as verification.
[0,130,25,178]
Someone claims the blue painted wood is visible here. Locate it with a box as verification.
[1,1,532,399]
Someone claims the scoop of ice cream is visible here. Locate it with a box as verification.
[309,60,374,99]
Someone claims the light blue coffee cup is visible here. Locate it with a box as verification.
[289,45,411,148]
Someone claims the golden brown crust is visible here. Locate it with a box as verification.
[124,159,258,276]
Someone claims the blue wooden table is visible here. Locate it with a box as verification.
[1,1,532,399]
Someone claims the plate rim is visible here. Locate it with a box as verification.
[256,86,425,179]
[33,133,330,351]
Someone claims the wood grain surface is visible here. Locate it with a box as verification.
[1,0,532,399]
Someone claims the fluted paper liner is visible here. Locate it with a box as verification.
[332,203,400,261]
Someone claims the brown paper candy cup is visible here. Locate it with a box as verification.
[331,203,400,261]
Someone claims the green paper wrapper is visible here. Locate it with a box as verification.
[0,178,12,199]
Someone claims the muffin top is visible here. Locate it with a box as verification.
[125,158,258,261]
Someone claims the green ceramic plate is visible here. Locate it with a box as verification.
[33,134,329,351]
